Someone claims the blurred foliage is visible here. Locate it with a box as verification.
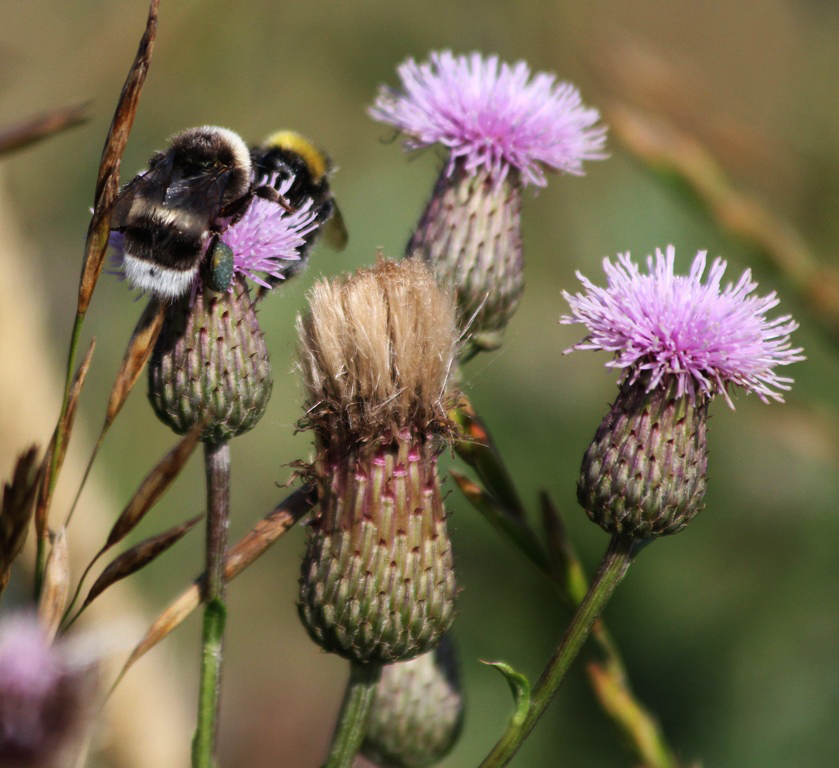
[2,1,839,766]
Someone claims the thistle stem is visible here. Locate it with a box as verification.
[324,661,382,768]
[192,439,231,768]
[479,534,645,767]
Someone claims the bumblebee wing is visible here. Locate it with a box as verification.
[109,155,174,229]
[322,200,348,251]
[163,167,233,224]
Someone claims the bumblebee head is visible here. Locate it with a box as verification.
[260,130,330,184]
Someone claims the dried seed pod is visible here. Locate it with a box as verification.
[297,259,459,664]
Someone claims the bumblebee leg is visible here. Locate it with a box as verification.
[254,184,295,213]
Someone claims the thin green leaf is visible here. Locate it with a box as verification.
[450,470,550,575]
[540,491,590,607]
[450,396,527,517]
[482,661,531,727]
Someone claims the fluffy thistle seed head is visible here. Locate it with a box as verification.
[297,259,459,664]
[297,258,458,445]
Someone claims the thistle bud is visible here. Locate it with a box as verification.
[361,635,464,768]
[578,376,708,538]
[148,277,272,443]
[297,259,459,664]
[408,165,523,353]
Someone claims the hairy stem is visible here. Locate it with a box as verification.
[324,661,382,768]
[192,439,230,768]
[480,534,645,767]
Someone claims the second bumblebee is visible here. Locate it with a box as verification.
[251,130,347,284]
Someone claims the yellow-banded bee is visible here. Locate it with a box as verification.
[251,130,347,284]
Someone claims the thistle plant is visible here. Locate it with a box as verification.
[479,246,803,766]
[370,51,607,356]
[296,258,459,767]
[3,3,825,765]
[296,259,459,665]
[361,634,464,768]
[111,151,322,767]
[565,247,804,538]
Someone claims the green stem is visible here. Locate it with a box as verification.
[480,534,646,768]
[324,661,382,768]
[192,439,231,768]
[34,311,87,599]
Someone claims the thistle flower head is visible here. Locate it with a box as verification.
[297,257,458,442]
[218,174,318,290]
[0,613,98,768]
[369,50,608,187]
[561,246,805,407]
[110,173,318,298]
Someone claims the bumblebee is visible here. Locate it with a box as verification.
[111,126,275,300]
[251,130,347,284]
[111,126,345,299]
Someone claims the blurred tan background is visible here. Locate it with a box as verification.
[2,1,838,766]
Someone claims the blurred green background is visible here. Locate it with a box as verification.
[2,1,838,766]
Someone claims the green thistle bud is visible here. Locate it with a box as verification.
[362,635,464,768]
[297,259,459,664]
[577,376,708,539]
[148,277,272,443]
[408,164,523,355]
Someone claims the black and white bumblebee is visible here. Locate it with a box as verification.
[111,126,346,300]
[110,126,262,299]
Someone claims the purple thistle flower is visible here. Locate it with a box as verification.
[0,614,98,768]
[219,174,318,290]
[369,50,608,187]
[561,246,804,408]
[110,174,318,296]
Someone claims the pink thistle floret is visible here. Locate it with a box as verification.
[369,50,608,187]
[561,246,805,407]
[220,174,318,289]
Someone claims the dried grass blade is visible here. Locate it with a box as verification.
[115,486,315,682]
[106,298,164,425]
[101,426,202,556]
[0,103,88,156]
[0,446,41,594]
[33,341,95,538]
[78,0,159,314]
[38,527,70,642]
[55,340,95,473]
[82,514,202,611]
